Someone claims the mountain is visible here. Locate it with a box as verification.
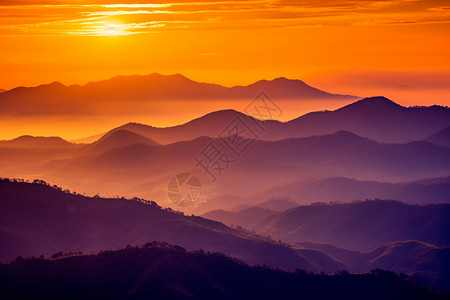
[229,77,356,99]
[244,176,450,207]
[0,74,355,117]
[202,200,450,251]
[232,198,299,212]
[1,244,446,300]
[79,96,450,145]
[0,88,5,93]
[1,130,449,209]
[427,126,450,148]
[0,179,347,273]
[0,135,73,149]
[182,176,450,214]
[296,240,450,290]
[70,132,106,144]
[85,129,159,154]
[277,96,450,143]
[102,109,255,145]
[78,97,450,145]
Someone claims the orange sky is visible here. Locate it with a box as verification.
[0,0,449,139]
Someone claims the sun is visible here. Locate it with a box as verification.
[103,23,123,36]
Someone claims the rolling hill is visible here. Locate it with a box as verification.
[244,176,450,207]
[427,126,450,148]
[0,179,346,273]
[91,96,450,144]
[1,243,446,300]
[202,200,450,251]
[296,240,450,290]
[0,135,73,149]
[0,74,355,117]
[1,130,449,209]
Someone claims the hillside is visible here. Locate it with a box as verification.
[1,130,449,209]
[202,200,450,251]
[296,240,450,290]
[0,179,345,273]
[427,126,450,148]
[0,243,447,300]
[0,135,73,149]
[0,74,355,117]
[245,176,450,207]
[94,96,450,145]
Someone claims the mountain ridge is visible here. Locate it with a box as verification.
[1,243,446,300]
[73,96,450,144]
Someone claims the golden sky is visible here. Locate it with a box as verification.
[0,0,449,104]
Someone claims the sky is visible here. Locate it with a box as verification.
[0,0,449,139]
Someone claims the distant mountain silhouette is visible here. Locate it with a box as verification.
[104,110,252,144]
[202,200,450,251]
[1,243,446,300]
[232,198,299,212]
[70,132,106,144]
[0,88,6,93]
[0,74,355,116]
[296,240,450,290]
[427,126,450,148]
[86,96,450,144]
[85,129,159,154]
[0,179,347,273]
[1,131,449,207]
[239,176,450,207]
[0,135,72,149]
[282,97,450,143]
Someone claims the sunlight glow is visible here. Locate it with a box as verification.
[102,23,124,36]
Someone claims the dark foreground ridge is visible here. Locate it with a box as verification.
[0,242,448,300]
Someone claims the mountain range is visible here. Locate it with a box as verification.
[2,243,446,300]
[427,126,450,148]
[202,200,450,251]
[1,179,450,291]
[69,96,450,144]
[0,74,355,117]
[211,176,450,213]
[0,179,345,273]
[1,74,450,298]
[1,129,449,210]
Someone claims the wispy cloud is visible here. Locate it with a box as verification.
[0,0,449,36]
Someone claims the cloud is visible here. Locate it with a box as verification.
[0,0,449,36]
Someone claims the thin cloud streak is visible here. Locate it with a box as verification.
[0,0,449,36]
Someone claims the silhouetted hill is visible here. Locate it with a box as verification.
[0,135,73,149]
[281,97,450,143]
[427,126,450,148]
[88,96,450,145]
[202,200,450,251]
[0,74,355,117]
[296,240,450,290]
[230,77,356,99]
[105,109,254,144]
[86,129,159,154]
[232,198,299,212]
[2,130,449,208]
[1,243,446,300]
[245,176,450,206]
[0,88,5,93]
[0,179,346,273]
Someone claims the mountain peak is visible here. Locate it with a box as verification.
[39,81,66,89]
[357,96,401,107]
[0,135,71,148]
[338,96,403,113]
[87,129,158,154]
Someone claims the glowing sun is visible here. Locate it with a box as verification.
[103,23,122,36]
